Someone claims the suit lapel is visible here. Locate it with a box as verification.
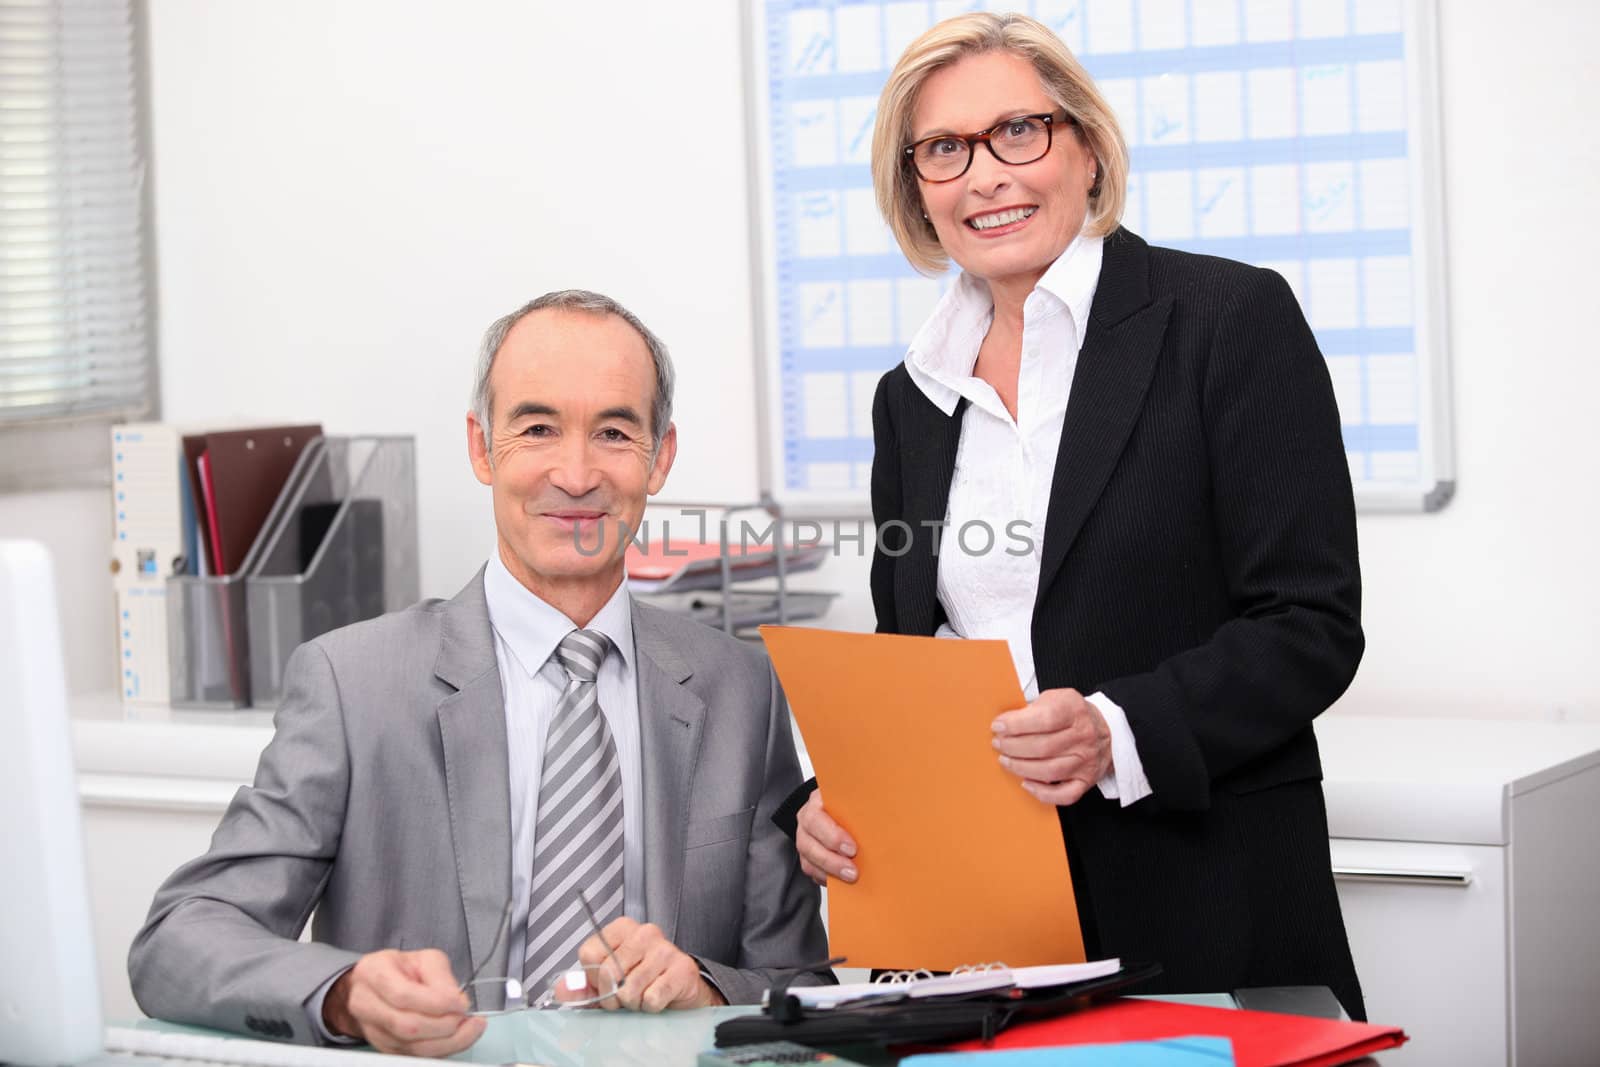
[1037,229,1173,600]
[898,390,966,636]
[630,601,706,944]
[433,568,514,983]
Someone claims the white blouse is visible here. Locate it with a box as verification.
[904,231,1151,807]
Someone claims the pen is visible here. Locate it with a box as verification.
[576,887,627,994]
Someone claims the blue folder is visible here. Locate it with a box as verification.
[898,1034,1235,1066]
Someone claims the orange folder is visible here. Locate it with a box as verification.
[940,999,1407,1067]
[760,625,1085,970]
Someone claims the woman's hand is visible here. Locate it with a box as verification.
[795,790,858,886]
[992,687,1112,806]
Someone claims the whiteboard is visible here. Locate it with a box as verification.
[746,0,1453,514]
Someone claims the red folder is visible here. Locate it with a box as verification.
[181,425,321,575]
[940,999,1406,1067]
[625,538,776,581]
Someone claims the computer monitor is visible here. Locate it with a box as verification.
[0,540,104,1065]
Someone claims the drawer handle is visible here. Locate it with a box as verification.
[1332,865,1472,887]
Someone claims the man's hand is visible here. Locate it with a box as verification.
[322,948,484,1056]
[992,687,1112,806]
[795,789,858,887]
[577,918,726,1013]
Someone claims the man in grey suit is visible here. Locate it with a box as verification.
[129,291,828,1056]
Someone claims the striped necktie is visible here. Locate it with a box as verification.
[522,628,626,989]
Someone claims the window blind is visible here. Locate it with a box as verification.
[0,0,153,424]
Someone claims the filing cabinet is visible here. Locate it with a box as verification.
[1317,715,1600,1066]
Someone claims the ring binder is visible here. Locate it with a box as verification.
[784,960,1123,1012]
[718,961,1163,1050]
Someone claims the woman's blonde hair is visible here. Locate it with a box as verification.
[871,12,1128,276]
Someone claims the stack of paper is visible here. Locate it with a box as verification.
[625,538,828,593]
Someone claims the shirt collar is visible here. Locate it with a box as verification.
[483,551,635,680]
[1035,228,1103,339]
[905,230,1104,415]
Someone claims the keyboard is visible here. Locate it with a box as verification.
[102,1026,425,1067]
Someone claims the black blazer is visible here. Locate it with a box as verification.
[869,228,1365,1016]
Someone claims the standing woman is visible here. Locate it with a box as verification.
[788,13,1365,1017]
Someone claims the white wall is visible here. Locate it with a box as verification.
[0,490,116,695]
[1336,0,1600,719]
[5,0,1594,718]
[146,0,765,604]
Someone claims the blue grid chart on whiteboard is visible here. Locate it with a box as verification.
[755,0,1446,509]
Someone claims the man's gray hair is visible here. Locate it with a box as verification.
[471,289,675,455]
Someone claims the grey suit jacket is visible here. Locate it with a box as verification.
[129,570,828,1043]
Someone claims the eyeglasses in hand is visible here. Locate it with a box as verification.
[458,890,628,1014]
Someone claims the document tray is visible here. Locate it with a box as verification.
[167,435,418,708]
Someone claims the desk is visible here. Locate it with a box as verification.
[110,1011,748,1067]
[116,996,1249,1067]
[480,1006,891,1066]
[459,1006,744,1066]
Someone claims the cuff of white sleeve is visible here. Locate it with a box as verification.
[1086,691,1153,807]
[305,967,362,1046]
[692,957,729,1005]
